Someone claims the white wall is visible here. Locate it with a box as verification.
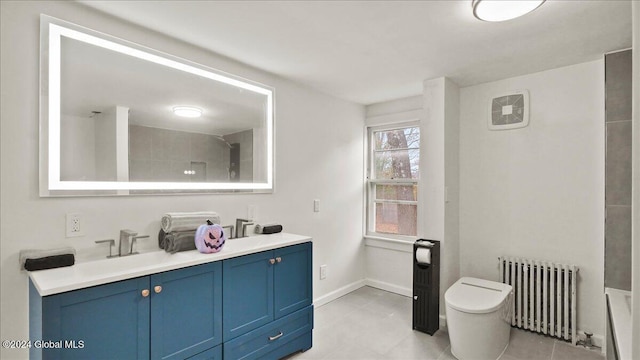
[60,115,95,181]
[443,79,460,316]
[363,96,422,296]
[362,79,461,321]
[459,61,605,339]
[0,2,365,359]
[94,107,118,181]
[631,2,639,358]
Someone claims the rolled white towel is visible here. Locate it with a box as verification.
[161,212,220,233]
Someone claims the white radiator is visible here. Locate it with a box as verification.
[498,257,579,345]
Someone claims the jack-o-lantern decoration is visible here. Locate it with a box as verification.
[195,220,226,254]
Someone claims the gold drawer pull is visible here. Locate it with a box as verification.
[268,332,283,341]
[269,258,276,265]
[154,285,163,294]
[275,257,282,263]
[141,289,150,297]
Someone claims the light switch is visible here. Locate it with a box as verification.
[313,199,320,212]
[248,205,257,220]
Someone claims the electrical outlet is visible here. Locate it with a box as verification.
[320,264,327,280]
[66,213,85,237]
[313,199,320,212]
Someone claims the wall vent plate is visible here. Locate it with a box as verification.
[488,90,529,130]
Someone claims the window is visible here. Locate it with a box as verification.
[367,123,420,238]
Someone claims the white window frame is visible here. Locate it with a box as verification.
[365,121,420,241]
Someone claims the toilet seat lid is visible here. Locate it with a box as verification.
[445,277,512,314]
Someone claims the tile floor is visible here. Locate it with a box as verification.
[287,286,604,360]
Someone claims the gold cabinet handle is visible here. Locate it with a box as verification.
[269,258,276,265]
[268,332,283,341]
[275,257,282,263]
[141,289,150,297]
[154,285,162,294]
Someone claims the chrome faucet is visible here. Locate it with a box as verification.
[119,230,150,256]
[96,230,149,258]
[242,222,255,237]
[235,219,254,238]
[222,225,235,239]
[119,230,137,256]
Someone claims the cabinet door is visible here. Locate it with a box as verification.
[150,262,223,360]
[274,242,312,319]
[186,344,222,360]
[41,277,150,359]
[223,250,274,340]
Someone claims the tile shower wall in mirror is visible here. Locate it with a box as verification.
[128,126,252,182]
[60,113,255,183]
[128,126,253,182]
[604,49,632,291]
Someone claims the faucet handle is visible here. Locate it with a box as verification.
[242,222,255,238]
[120,229,138,238]
[130,235,149,255]
[95,239,116,258]
[222,225,235,239]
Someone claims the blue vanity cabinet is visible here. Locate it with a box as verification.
[29,277,151,360]
[30,262,222,360]
[273,243,313,319]
[222,249,275,340]
[150,262,223,360]
[29,240,312,360]
[222,242,313,359]
[185,344,222,360]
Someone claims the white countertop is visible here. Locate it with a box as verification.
[29,233,311,296]
[605,287,631,360]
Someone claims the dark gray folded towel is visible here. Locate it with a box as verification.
[163,231,196,254]
[20,247,76,271]
[158,229,167,249]
[24,254,75,271]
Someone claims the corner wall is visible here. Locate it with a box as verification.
[0,2,365,359]
[459,61,605,339]
[422,78,460,319]
[631,2,640,358]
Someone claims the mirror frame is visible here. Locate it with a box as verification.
[39,15,274,196]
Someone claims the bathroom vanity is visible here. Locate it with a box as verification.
[28,233,312,360]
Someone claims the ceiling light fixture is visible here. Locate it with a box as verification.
[472,0,545,22]
[173,106,202,118]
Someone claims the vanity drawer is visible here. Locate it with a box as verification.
[223,305,313,360]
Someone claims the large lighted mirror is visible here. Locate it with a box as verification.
[40,16,274,196]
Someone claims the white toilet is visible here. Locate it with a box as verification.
[445,277,513,360]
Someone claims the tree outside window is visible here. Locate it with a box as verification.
[368,124,419,237]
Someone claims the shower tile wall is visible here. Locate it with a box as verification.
[604,50,632,290]
[224,130,253,182]
[129,125,231,182]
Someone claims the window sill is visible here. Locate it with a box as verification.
[363,235,414,253]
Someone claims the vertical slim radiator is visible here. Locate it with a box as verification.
[498,257,579,345]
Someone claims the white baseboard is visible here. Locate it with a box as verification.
[363,278,448,330]
[313,279,366,308]
[365,278,412,297]
[314,278,451,333]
